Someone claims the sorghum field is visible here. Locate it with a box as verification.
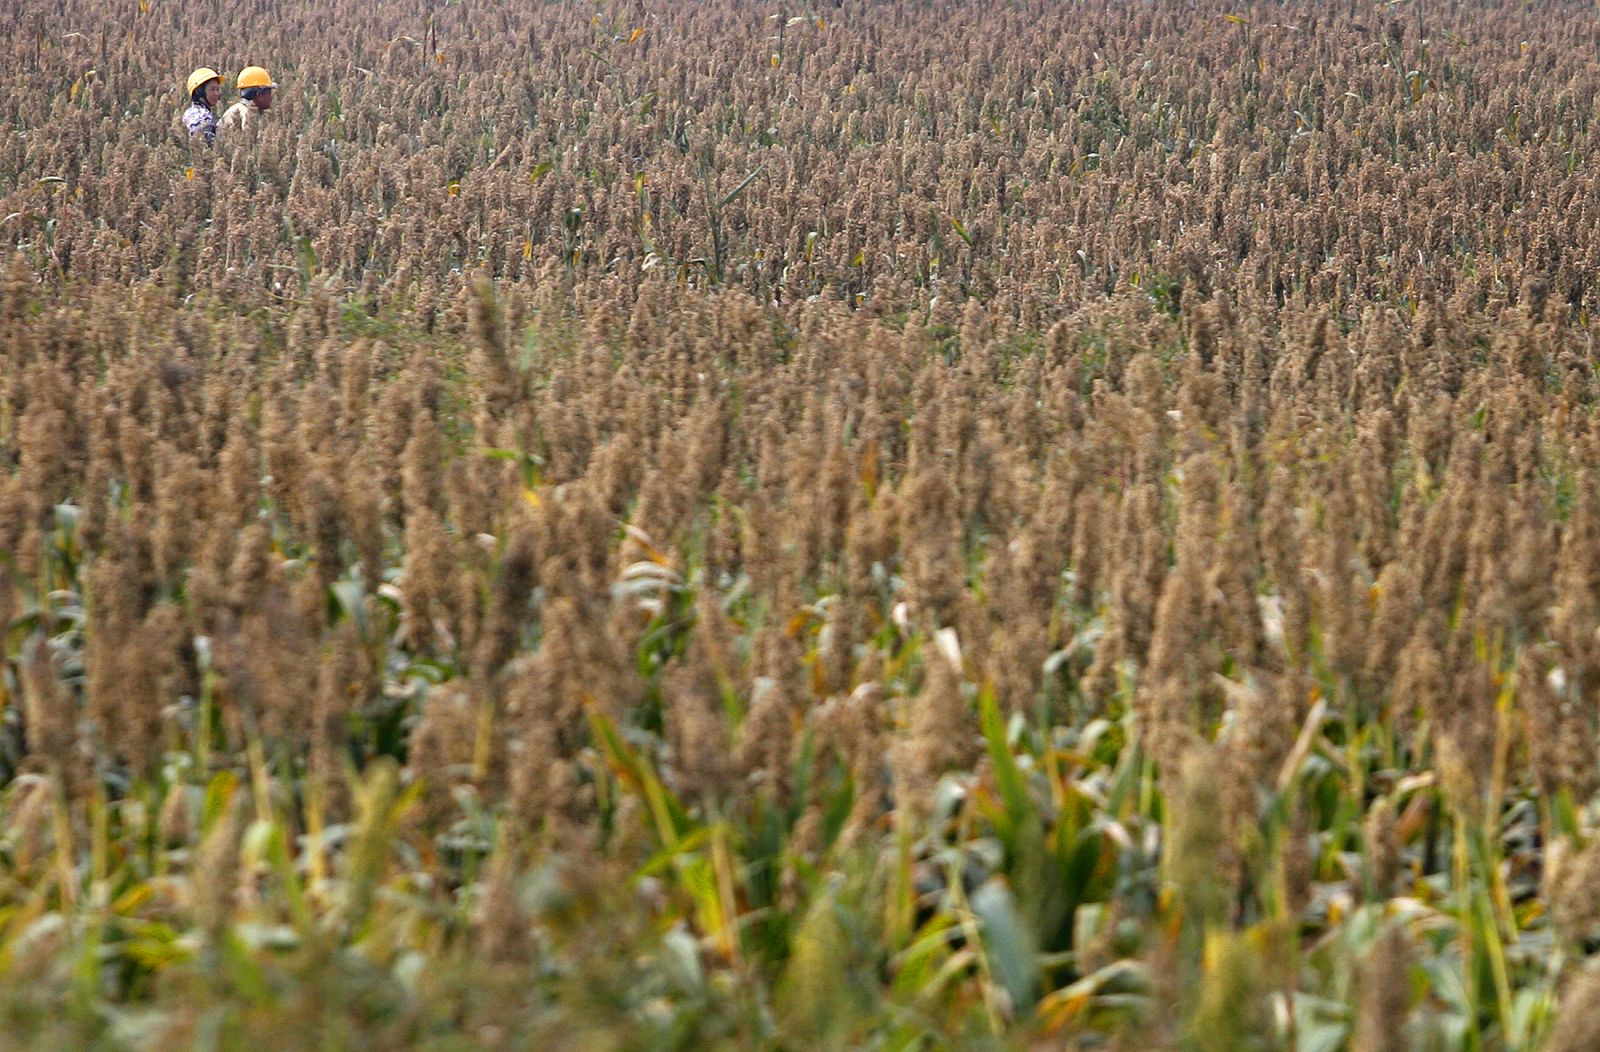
[7,0,1600,1048]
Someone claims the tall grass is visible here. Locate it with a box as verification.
[4,1,1600,1049]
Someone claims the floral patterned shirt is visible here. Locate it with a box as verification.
[182,103,217,144]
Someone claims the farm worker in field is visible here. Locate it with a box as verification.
[220,66,277,133]
[181,67,222,144]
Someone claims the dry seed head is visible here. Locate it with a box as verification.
[736,675,798,806]
[899,466,965,626]
[1545,970,1600,1052]
[1363,797,1402,901]
[475,524,539,676]
[400,505,455,654]
[20,636,73,767]
[191,791,248,941]
[405,682,477,823]
[157,782,194,848]
[474,840,535,965]
[1519,648,1599,802]
[1432,732,1484,825]
[1352,923,1413,1052]
[893,651,975,812]
[1188,930,1271,1052]
[1548,837,1600,947]
[2,774,58,870]
[400,409,445,522]
[226,522,278,614]
[1166,747,1228,928]
[1,252,32,322]
[0,562,16,655]
[662,646,735,805]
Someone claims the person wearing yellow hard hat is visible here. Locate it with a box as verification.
[220,66,277,133]
[181,67,223,144]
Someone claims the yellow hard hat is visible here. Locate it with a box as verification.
[185,67,221,97]
[237,66,277,90]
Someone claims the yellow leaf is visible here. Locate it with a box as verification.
[110,882,155,915]
[858,440,879,494]
[1222,12,1249,23]
[1035,988,1093,1033]
[184,167,194,180]
[138,0,148,10]
[522,238,533,260]
[810,661,829,698]
[447,181,460,196]
[770,53,780,68]
[435,51,446,64]
[522,487,541,509]
[818,17,825,29]
[628,27,645,43]
[621,524,671,565]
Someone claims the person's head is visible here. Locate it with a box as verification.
[237,67,277,110]
[186,67,222,108]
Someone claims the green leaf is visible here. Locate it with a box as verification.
[979,688,1030,829]
[330,580,368,633]
[200,771,239,831]
[889,914,959,999]
[717,164,766,209]
[219,929,272,1004]
[1287,993,1349,1052]
[970,878,1039,1013]
[589,706,691,845]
